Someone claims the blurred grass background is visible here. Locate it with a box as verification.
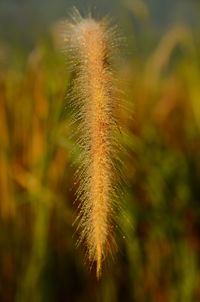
[0,0,200,301]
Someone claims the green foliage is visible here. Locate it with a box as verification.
[0,10,200,302]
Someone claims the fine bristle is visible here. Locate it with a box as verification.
[64,11,120,277]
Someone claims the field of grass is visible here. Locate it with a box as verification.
[0,6,200,302]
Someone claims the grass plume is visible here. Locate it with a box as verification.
[64,11,121,277]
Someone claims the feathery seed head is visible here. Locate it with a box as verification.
[65,11,121,278]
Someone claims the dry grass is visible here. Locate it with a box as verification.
[64,12,120,277]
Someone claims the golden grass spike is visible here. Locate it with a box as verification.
[65,12,120,277]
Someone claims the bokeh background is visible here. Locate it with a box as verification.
[0,0,200,301]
